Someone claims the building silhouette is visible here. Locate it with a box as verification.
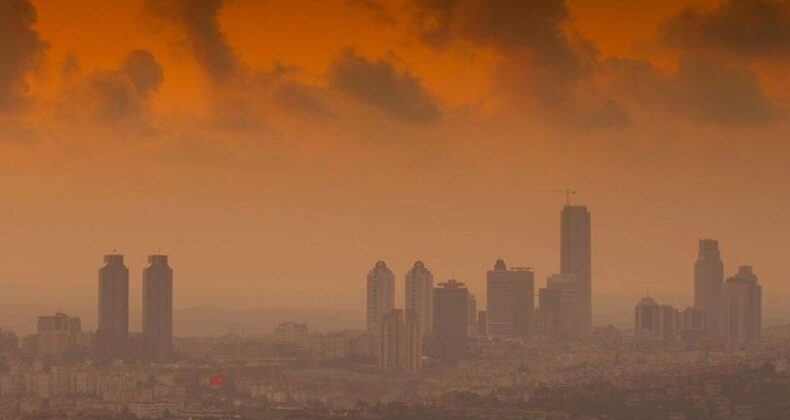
[694,239,724,336]
[537,274,579,340]
[433,279,469,360]
[378,309,421,374]
[142,254,174,361]
[367,261,395,336]
[723,265,762,347]
[635,296,679,344]
[486,259,534,337]
[560,205,592,334]
[97,254,129,359]
[405,261,433,337]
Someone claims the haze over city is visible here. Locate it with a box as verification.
[2,0,789,328]
[1,1,790,418]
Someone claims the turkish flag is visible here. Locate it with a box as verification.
[208,374,224,387]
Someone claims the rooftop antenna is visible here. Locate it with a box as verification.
[537,189,577,206]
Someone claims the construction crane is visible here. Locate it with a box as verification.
[538,189,577,206]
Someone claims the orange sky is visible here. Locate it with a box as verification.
[1,0,789,326]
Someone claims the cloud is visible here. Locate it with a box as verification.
[662,0,790,60]
[329,48,442,124]
[145,0,238,84]
[0,0,48,112]
[606,55,773,125]
[347,0,396,24]
[61,50,164,124]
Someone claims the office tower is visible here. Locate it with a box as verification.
[486,259,534,337]
[477,310,488,336]
[405,261,433,337]
[31,312,91,356]
[537,274,579,340]
[680,306,706,343]
[367,261,395,335]
[378,309,421,373]
[38,312,81,334]
[433,279,469,360]
[467,293,477,336]
[560,205,592,333]
[634,297,679,343]
[694,239,724,336]
[722,266,762,347]
[97,254,129,359]
[634,296,661,342]
[142,254,174,361]
[403,310,422,373]
[274,321,310,353]
[659,304,680,343]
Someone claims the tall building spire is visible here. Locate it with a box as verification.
[694,239,724,335]
[560,204,592,333]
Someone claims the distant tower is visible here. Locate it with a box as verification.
[143,254,174,361]
[367,261,395,335]
[560,205,591,333]
[723,265,762,347]
[378,309,421,374]
[694,239,724,335]
[405,261,433,336]
[433,279,469,361]
[97,254,129,359]
[485,259,534,337]
[537,274,579,340]
[634,296,661,342]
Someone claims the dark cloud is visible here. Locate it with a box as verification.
[348,0,396,24]
[121,50,165,99]
[0,0,48,111]
[145,0,238,84]
[662,0,790,59]
[329,48,442,124]
[606,56,773,125]
[63,50,164,124]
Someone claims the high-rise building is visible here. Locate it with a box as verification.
[38,312,81,334]
[467,293,477,336]
[405,261,433,337]
[29,312,92,356]
[433,279,468,360]
[97,254,129,359]
[486,259,534,337]
[274,321,310,353]
[367,261,395,335]
[723,265,762,347]
[634,296,661,342]
[142,254,174,361]
[378,309,421,373]
[560,205,592,333]
[477,310,488,336]
[694,239,724,336]
[537,274,579,340]
[634,297,679,344]
[679,306,706,343]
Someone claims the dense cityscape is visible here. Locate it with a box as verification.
[0,202,786,420]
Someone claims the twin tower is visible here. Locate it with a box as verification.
[97,254,173,361]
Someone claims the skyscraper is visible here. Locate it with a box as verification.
[722,265,762,347]
[405,261,433,337]
[486,259,534,337]
[378,309,421,374]
[634,296,679,344]
[367,261,395,335]
[694,239,724,335]
[433,279,469,360]
[537,274,579,340]
[97,254,129,359]
[142,254,174,361]
[560,205,591,333]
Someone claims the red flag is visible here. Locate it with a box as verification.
[208,374,224,387]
